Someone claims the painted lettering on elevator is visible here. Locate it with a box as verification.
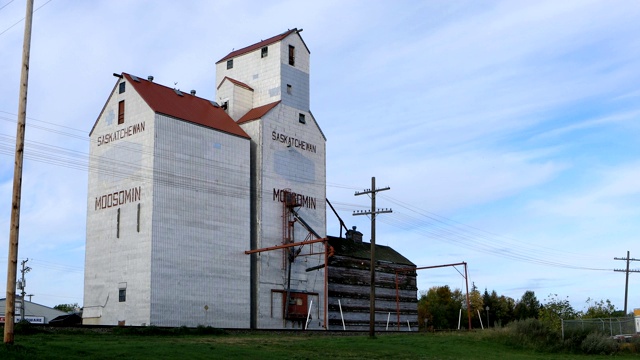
[95,187,141,210]
[97,122,145,146]
[272,131,316,153]
[273,189,316,210]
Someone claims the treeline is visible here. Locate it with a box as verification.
[418,283,624,331]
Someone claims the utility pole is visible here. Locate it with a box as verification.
[5,0,34,345]
[614,251,640,315]
[18,259,31,321]
[354,177,391,338]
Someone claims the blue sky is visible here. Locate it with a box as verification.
[1,0,639,313]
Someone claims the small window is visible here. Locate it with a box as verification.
[118,100,125,125]
[119,82,125,94]
[261,46,268,58]
[286,84,292,95]
[227,59,233,69]
[119,289,126,302]
[299,113,306,124]
[288,45,295,66]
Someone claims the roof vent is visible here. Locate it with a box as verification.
[148,76,154,82]
[174,89,183,96]
[190,90,196,96]
[130,75,140,82]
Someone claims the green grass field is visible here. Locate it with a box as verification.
[2,328,640,360]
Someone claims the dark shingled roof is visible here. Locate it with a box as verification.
[327,236,415,266]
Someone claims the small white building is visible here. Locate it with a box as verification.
[84,29,327,329]
[0,298,67,324]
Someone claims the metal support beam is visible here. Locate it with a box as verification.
[244,238,327,255]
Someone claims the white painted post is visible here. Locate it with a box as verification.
[458,308,462,330]
[338,299,345,330]
[478,310,484,330]
[386,312,390,331]
[407,320,411,331]
[305,300,313,330]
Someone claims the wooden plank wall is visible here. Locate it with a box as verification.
[327,255,418,331]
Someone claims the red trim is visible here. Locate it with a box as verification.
[217,76,254,91]
[216,29,299,63]
[237,101,281,124]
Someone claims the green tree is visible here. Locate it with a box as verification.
[497,295,516,326]
[583,298,617,319]
[539,294,576,331]
[418,285,464,330]
[482,288,493,327]
[417,290,429,330]
[490,291,515,327]
[514,290,540,320]
[54,303,80,313]
[467,282,484,328]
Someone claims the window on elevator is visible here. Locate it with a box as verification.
[118,100,125,125]
[288,45,295,66]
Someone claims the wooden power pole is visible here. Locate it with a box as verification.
[354,177,391,338]
[614,251,640,315]
[5,0,34,344]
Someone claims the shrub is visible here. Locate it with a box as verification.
[493,319,562,352]
[111,325,226,336]
[14,320,46,335]
[562,328,591,353]
[112,325,166,336]
[580,332,618,355]
[195,325,226,335]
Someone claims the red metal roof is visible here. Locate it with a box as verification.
[237,101,281,124]
[123,73,250,139]
[216,29,300,63]
[217,76,254,91]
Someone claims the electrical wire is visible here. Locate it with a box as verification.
[0,108,614,274]
[28,258,84,273]
[0,0,52,37]
[0,0,15,12]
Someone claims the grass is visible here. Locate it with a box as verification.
[1,328,640,360]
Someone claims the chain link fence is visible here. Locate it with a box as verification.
[562,317,637,339]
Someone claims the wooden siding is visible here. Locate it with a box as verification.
[327,253,418,331]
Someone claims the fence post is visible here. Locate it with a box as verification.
[561,319,564,340]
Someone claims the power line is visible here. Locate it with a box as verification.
[0,0,51,37]
[0,0,15,12]
[0,110,616,273]
[330,198,608,271]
